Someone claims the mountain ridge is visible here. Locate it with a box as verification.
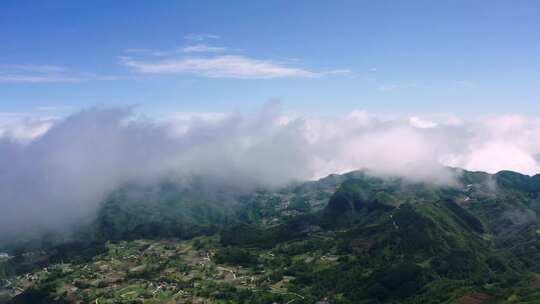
[1,167,540,303]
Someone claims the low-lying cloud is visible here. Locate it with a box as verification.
[2,105,540,240]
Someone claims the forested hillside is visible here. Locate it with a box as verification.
[2,169,540,303]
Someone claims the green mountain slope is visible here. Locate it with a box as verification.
[2,168,540,303]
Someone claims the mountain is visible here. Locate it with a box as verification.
[1,168,540,303]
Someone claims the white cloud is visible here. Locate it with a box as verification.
[0,74,85,83]
[442,115,540,175]
[322,69,353,76]
[121,55,321,79]
[184,34,221,41]
[3,106,540,239]
[0,113,57,141]
[0,65,120,84]
[121,43,351,79]
[124,45,229,56]
[448,142,540,174]
[34,106,72,112]
[164,111,229,134]
[181,44,228,53]
[0,65,67,73]
[124,48,170,56]
[409,116,438,128]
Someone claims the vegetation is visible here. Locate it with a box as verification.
[1,169,540,303]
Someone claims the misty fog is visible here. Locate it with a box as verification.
[1,104,540,240]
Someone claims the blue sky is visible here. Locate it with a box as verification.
[1,0,539,117]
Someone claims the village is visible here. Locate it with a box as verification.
[1,236,339,303]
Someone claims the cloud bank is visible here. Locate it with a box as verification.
[2,105,540,239]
